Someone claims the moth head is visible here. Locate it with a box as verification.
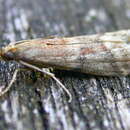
[0,45,17,61]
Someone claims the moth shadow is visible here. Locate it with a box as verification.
[54,69,94,79]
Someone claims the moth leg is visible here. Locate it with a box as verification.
[0,67,37,97]
[19,60,72,102]
[0,69,19,97]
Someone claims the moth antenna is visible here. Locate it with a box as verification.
[0,69,18,97]
[19,60,72,102]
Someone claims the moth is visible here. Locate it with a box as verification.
[0,29,130,102]
[1,29,130,76]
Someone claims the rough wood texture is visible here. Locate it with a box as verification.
[0,0,130,130]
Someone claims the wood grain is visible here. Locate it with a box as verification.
[0,0,130,130]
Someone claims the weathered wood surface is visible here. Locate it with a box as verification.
[0,0,130,130]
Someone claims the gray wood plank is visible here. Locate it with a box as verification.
[0,0,130,130]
